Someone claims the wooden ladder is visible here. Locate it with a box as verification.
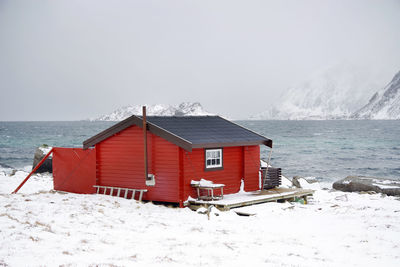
[93,185,147,201]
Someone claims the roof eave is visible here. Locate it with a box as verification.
[83,115,142,149]
[192,139,272,149]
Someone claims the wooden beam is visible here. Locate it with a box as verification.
[12,148,54,194]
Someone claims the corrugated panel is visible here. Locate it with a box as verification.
[182,147,244,199]
[96,125,180,203]
[53,147,96,194]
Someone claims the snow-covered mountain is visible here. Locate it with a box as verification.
[352,71,400,120]
[251,64,384,120]
[92,102,212,121]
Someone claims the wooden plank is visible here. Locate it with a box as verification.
[188,188,314,211]
[131,190,136,200]
[12,148,54,194]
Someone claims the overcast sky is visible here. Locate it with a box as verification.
[1,0,399,120]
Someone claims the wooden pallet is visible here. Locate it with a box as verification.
[188,188,314,211]
[262,167,282,189]
[93,185,147,201]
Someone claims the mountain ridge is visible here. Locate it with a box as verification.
[90,102,213,121]
[352,71,400,120]
[251,65,394,120]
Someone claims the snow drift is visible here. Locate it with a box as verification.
[1,171,399,266]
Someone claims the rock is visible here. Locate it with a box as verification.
[333,176,400,196]
[304,177,318,184]
[292,176,321,190]
[196,207,208,214]
[9,169,17,176]
[292,176,302,188]
[32,145,53,173]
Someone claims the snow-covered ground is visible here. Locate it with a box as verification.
[1,170,399,266]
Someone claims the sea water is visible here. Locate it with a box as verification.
[0,120,399,182]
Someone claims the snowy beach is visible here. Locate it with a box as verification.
[1,170,399,266]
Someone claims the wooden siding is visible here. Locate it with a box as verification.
[148,133,180,202]
[182,146,261,200]
[182,147,243,199]
[244,145,261,191]
[96,125,180,203]
[53,147,96,194]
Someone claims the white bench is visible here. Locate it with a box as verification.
[191,179,225,200]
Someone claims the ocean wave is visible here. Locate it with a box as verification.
[0,156,32,161]
[0,162,13,169]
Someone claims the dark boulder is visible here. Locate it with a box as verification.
[32,146,53,173]
[333,176,400,196]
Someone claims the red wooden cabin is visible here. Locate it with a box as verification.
[51,112,272,207]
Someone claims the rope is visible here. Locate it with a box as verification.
[262,147,273,191]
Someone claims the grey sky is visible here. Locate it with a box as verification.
[1,0,399,120]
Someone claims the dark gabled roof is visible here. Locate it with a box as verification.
[83,115,272,151]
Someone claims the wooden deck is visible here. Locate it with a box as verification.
[187,187,314,211]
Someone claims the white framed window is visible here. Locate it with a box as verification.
[205,148,223,169]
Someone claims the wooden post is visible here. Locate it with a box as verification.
[12,148,54,194]
[143,106,148,184]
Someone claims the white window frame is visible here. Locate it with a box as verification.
[205,148,223,169]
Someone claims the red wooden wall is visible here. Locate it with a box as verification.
[96,125,180,203]
[243,145,261,192]
[181,145,260,201]
[53,147,96,194]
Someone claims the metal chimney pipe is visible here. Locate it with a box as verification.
[143,106,148,184]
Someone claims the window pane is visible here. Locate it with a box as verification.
[205,149,222,168]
